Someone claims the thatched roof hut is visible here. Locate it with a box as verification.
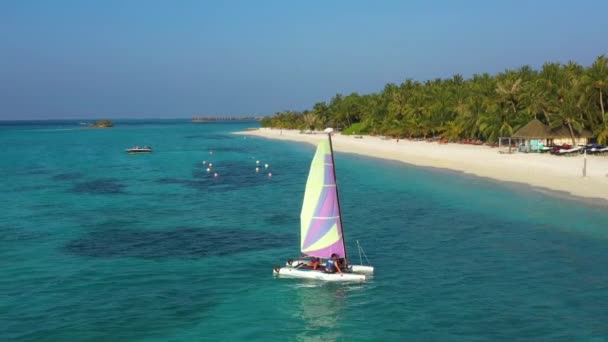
[513,119,593,139]
[549,126,593,139]
[512,119,552,138]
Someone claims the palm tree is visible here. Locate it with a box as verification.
[597,126,608,144]
[552,72,586,145]
[266,59,606,144]
[583,55,608,125]
[359,93,385,135]
[302,113,319,132]
[455,96,485,139]
[312,102,330,127]
[495,76,523,114]
[521,79,553,124]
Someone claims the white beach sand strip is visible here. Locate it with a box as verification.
[236,128,608,202]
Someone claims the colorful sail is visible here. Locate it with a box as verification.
[300,138,346,259]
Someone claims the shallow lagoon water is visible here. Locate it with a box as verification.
[1,120,607,341]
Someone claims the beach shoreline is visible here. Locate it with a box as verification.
[236,128,608,203]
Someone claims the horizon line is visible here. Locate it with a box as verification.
[0,116,267,122]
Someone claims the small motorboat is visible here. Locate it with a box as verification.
[126,146,152,154]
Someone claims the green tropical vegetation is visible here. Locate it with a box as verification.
[90,120,114,128]
[260,56,608,144]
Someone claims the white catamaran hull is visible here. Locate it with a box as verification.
[285,260,374,274]
[273,266,366,282]
[350,265,374,274]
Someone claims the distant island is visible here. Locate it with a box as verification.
[89,120,114,128]
[192,116,259,122]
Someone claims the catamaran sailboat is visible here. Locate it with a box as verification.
[272,128,374,282]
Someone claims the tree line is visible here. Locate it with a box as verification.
[260,56,608,144]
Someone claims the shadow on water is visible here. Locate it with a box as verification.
[0,225,48,242]
[12,185,53,192]
[4,280,216,341]
[264,213,297,226]
[157,160,276,193]
[71,178,126,195]
[184,133,233,140]
[16,168,51,176]
[52,172,84,181]
[64,226,290,259]
[208,146,248,153]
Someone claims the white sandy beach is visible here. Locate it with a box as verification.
[237,128,608,202]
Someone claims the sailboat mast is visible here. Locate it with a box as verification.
[327,132,347,259]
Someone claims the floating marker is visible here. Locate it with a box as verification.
[256,160,260,165]
[214,172,219,177]
[268,172,272,177]
[264,163,269,169]
[209,163,213,167]
[202,161,207,165]
[209,151,213,155]
[255,167,259,172]
[206,168,211,172]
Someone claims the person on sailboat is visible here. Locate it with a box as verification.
[300,254,321,270]
[325,254,343,274]
[308,257,320,270]
[338,257,349,269]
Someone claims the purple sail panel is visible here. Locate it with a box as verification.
[314,187,339,223]
[303,216,338,250]
[302,176,340,249]
[305,228,346,259]
[300,138,346,259]
[324,155,335,185]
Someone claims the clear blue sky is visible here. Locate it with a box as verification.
[1,0,606,120]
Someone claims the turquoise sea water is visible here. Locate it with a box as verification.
[1,120,607,341]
